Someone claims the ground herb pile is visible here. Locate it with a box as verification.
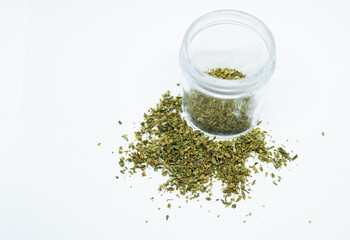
[118,91,297,208]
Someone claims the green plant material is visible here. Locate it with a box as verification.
[322,131,325,136]
[122,134,129,141]
[183,68,253,136]
[118,121,122,125]
[205,68,246,79]
[119,158,125,167]
[118,146,123,154]
[166,215,169,221]
[97,142,101,146]
[118,91,297,208]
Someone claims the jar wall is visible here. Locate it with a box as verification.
[188,23,269,77]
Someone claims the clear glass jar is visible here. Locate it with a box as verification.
[179,10,276,139]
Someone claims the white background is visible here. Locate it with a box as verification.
[1,0,350,239]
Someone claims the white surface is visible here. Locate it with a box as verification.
[1,0,350,239]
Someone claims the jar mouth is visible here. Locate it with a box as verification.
[180,10,276,98]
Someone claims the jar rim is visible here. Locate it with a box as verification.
[179,9,276,98]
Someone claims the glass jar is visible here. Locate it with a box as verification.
[179,10,276,139]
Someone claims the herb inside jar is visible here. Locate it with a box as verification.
[183,68,253,136]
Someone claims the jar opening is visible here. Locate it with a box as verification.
[180,10,276,98]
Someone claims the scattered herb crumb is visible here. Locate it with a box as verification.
[97,142,101,146]
[122,134,129,141]
[118,121,122,125]
[167,203,171,208]
[166,215,169,221]
[322,131,325,136]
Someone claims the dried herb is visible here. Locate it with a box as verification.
[122,134,129,141]
[205,68,246,79]
[183,68,253,136]
[117,91,297,209]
